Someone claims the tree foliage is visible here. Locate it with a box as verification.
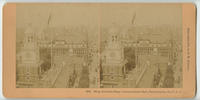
[39,48,51,73]
[124,47,136,72]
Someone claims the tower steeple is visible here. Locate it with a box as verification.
[17,23,40,88]
[101,24,125,88]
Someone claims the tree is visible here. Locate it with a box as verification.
[41,61,51,73]
[39,48,51,73]
[124,47,136,72]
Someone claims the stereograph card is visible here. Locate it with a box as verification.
[3,3,196,98]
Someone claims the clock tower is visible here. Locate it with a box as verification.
[17,26,40,88]
[101,27,125,88]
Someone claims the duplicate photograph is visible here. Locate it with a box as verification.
[16,4,100,88]
[16,4,182,88]
[99,4,182,88]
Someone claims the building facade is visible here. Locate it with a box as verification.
[16,27,41,88]
[101,28,126,88]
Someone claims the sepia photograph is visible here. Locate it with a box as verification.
[99,4,182,88]
[16,4,100,88]
[16,4,182,88]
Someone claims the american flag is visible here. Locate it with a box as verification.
[132,13,136,25]
[47,13,52,26]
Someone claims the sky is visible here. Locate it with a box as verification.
[16,3,182,29]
